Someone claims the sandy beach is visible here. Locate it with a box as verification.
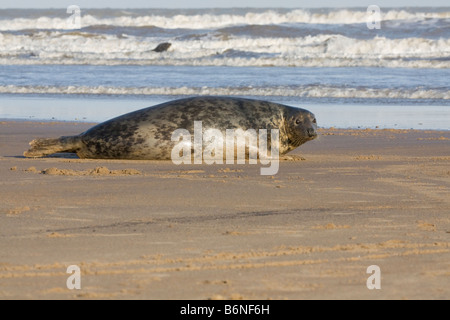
[0,121,448,300]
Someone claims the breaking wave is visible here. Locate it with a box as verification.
[1,84,448,100]
[0,32,449,68]
[1,8,449,30]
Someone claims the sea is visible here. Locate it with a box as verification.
[0,7,449,129]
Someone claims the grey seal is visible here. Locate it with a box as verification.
[24,96,318,160]
[152,42,171,53]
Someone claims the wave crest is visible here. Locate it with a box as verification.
[1,84,448,100]
[1,9,450,31]
[1,33,448,68]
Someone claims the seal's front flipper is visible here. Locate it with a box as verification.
[24,136,82,158]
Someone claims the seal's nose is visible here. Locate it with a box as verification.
[307,128,317,138]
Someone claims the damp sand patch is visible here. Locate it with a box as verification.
[23,166,142,176]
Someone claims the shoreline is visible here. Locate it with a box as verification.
[1,95,449,130]
[0,121,449,300]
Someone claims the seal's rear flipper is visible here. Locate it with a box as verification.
[24,136,82,158]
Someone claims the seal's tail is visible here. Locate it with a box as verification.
[24,136,82,158]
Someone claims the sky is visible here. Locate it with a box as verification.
[1,0,448,9]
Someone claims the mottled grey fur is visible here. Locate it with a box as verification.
[24,96,318,160]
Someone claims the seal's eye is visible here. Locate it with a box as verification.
[295,119,301,125]
[313,118,317,124]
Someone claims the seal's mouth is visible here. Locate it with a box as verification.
[307,128,318,139]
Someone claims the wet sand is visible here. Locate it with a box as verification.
[0,121,449,300]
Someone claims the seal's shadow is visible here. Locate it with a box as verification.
[7,153,79,159]
[47,153,80,159]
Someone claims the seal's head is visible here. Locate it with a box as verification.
[286,108,318,148]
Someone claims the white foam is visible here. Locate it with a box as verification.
[1,31,449,68]
[1,9,449,31]
[1,84,448,100]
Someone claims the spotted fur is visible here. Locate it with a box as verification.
[24,96,318,160]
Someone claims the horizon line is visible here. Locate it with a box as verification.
[2,6,449,9]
